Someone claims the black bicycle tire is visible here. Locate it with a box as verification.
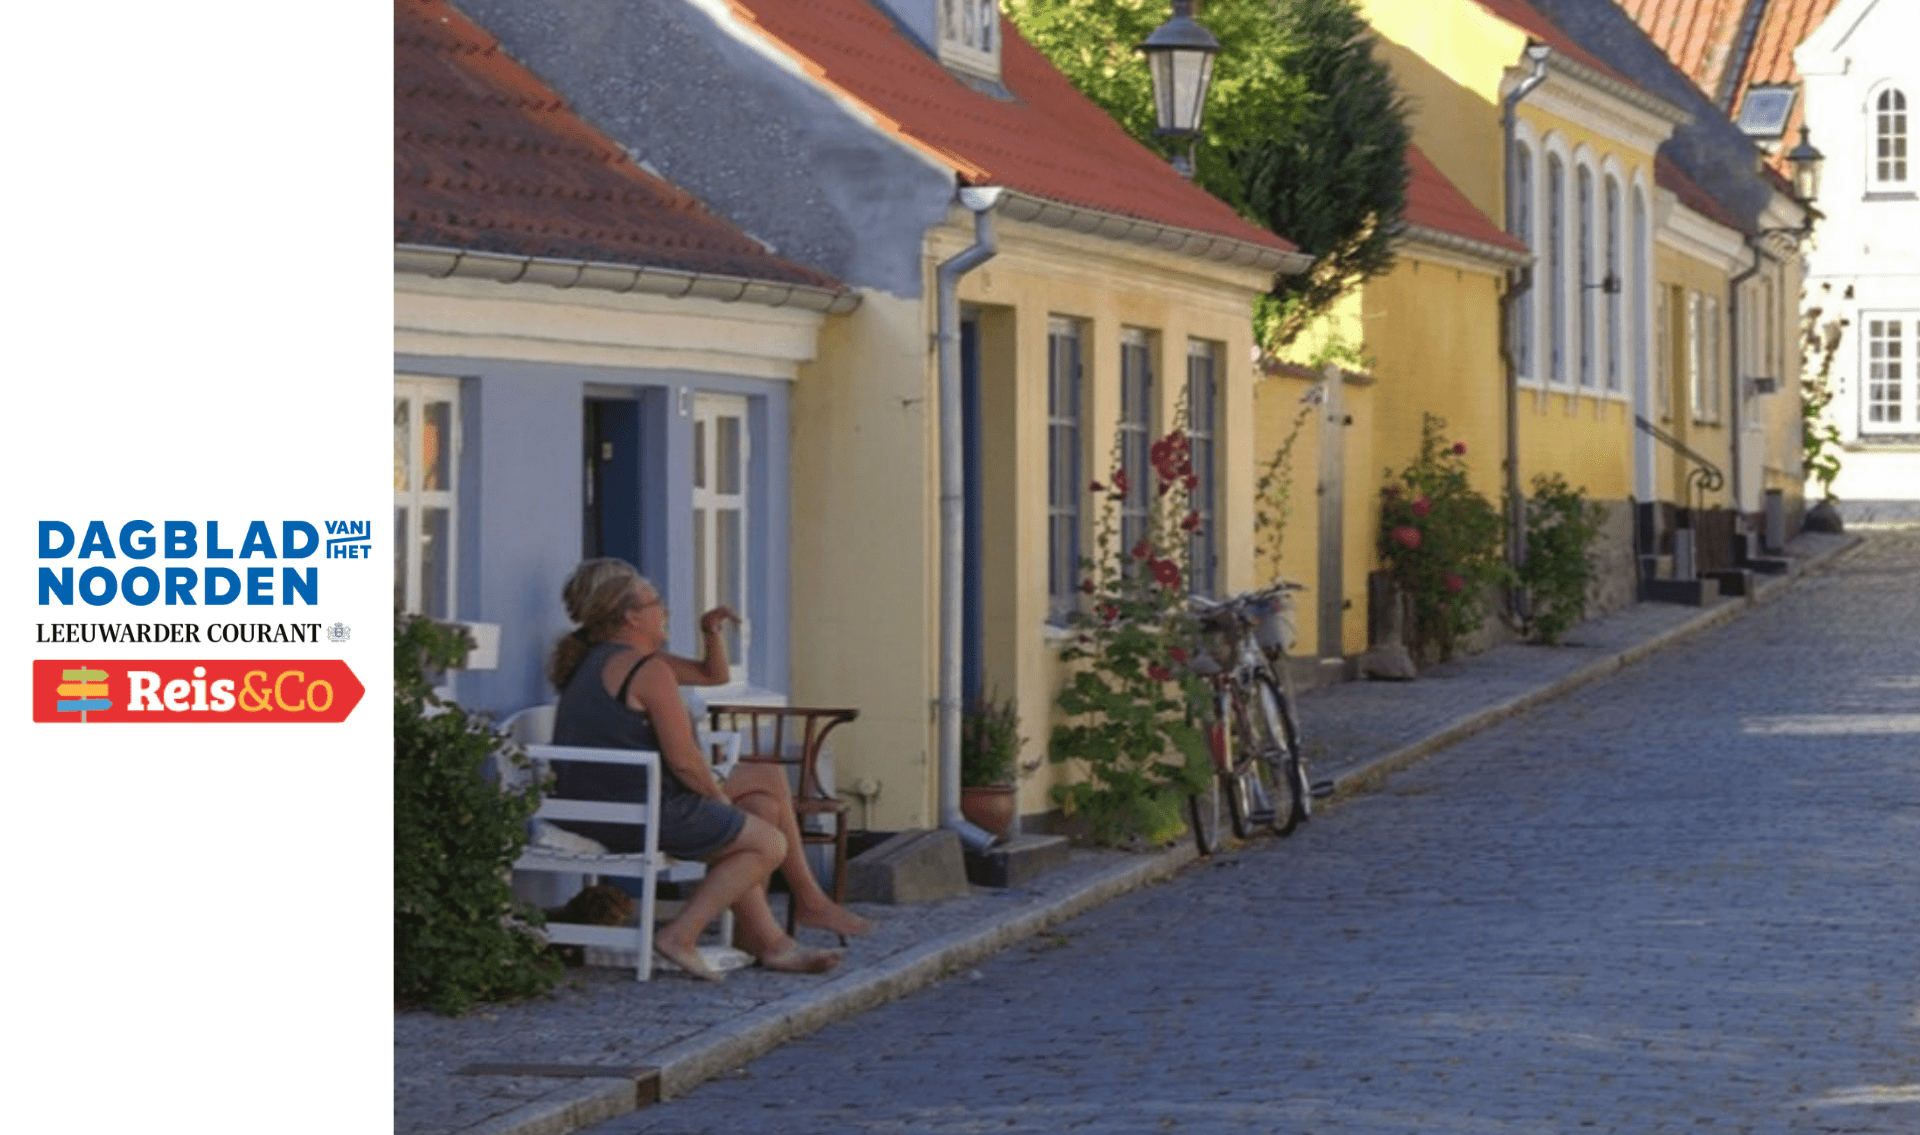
[1248,674,1305,837]
[1187,776,1224,856]
[1225,685,1277,839]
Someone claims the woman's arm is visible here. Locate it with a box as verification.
[666,606,740,687]
[627,657,728,800]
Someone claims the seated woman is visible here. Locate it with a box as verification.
[545,558,868,980]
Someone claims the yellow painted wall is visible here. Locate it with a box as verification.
[793,209,1272,830]
[1652,242,1737,509]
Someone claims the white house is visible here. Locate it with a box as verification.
[1796,0,1920,518]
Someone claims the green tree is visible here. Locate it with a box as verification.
[1007,0,1410,349]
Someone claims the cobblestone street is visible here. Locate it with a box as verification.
[586,528,1920,1135]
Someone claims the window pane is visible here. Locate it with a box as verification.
[394,398,411,491]
[717,508,742,658]
[423,401,451,492]
[693,508,708,613]
[693,421,706,490]
[716,417,742,495]
[394,506,408,613]
[422,507,451,619]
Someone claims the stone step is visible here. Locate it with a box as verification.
[963,833,1071,889]
[1642,576,1720,606]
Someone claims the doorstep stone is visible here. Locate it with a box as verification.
[964,833,1071,888]
[843,828,970,904]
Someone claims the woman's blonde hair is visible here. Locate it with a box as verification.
[546,558,655,689]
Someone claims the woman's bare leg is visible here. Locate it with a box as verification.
[725,762,872,937]
[652,814,783,979]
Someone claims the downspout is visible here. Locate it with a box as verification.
[1500,44,1553,606]
[938,185,1001,852]
[1727,237,1767,525]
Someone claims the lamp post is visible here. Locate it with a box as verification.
[1138,0,1221,178]
[1785,124,1824,209]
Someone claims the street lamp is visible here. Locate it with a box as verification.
[1138,0,1221,178]
[1785,124,1824,206]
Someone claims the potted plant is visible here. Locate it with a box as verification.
[960,693,1026,839]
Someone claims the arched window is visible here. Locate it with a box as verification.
[1548,153,1566,385]
[1632,186,1649,410]
[1605,175,1622,393]
[1577,164,1595,389]
[1512,141,1536,380]
[1873,87,1909,187]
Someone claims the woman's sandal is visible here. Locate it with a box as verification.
[757,943,841,974]
[652,941,723,982]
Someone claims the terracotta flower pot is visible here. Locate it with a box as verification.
[960,784,1017,839]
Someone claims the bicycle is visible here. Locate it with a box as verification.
[1184,582,1320,855]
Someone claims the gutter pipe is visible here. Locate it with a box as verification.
[937,185,1002,853]
[1500,44,1553,601]
[1727,237,1768,524]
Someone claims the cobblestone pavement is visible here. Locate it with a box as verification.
[582,527,1920,1135]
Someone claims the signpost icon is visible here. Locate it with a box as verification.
[56,667,111,721]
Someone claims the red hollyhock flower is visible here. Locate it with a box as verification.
[1411,496,1432,517]
[1181,511,1201,531]
[1112,469,1130,495]
[1452,441,1468,455]
[1131,539,1154,560]
[1152,559,1182,590]
[1079,578,1096,594]
[1168,645,1190,664]
[1444,572,1465,593]
[1100,603,1118,622]
[1148,663,1174,683]
[1183,473,1199,491]
[1089,480,1104,493]
[1391,525,1422,550]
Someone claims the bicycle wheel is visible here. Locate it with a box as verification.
[1187,773,1224,856]
[1247,674,1307,837]
[1225,686,1278,840]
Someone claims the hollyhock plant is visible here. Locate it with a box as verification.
[1052,407,1212,848]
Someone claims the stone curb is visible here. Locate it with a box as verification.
[460,845,1196,1135]
[1323,533,1864,801]
[454,533,1863,1135]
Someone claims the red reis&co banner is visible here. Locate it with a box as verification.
[32,659,365,723]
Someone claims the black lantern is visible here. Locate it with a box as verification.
[1138,0,1221,178]
[1786,124,1824,205]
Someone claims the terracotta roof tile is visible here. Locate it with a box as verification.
[726,0,1296,255]
[394,0,846,292]
[1404,143,1530,256]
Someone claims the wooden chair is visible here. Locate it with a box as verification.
[495,706,741,980]
[705,704,859,932]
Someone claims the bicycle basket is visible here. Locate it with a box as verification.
[1250,594,1297,657]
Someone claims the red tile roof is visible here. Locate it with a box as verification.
[394,0,846,293]
[1403,143,1531,258]
[1617,0,1842,179]
[1657,152,1745,231]
[725,0,1296,256]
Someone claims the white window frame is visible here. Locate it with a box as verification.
[394,375,461,619]
[1511,128,1540,386]
[1603,168,1624,396]
[1047,316,1085,626]
[1186,339,1221,598]
[938,0,1001,82]
[1657,284,1674,422]
[1546,143,1570,387]
[1576,158,1597,391]
[1118,328,1156,558]
[1869,84,1910,190]
[691,393,752,686]
[1862,314,1918,434]
[1688,291,1707,423]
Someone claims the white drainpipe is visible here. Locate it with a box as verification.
[937,185,1001,852]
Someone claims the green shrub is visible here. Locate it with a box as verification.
[1519,474,1607,645]
[961,692,1026,788]
[394,614,560,1015]
[1377,414,1510,663]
